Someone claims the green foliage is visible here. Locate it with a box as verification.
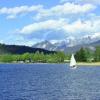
[21,53,31,61]
[75,47,100,62]
[65,54,71,60]
[75,48,87,62]
[0,55,13,63]
[94,46,100,61]
[0,46,100,63]
[55,52,65,62]
[0,51,67,63]
[32,51,46,62]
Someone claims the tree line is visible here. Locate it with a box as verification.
[75,46,100,62]
[0,51,68,63]
[0,46,100,63]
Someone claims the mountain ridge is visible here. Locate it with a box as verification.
[0,43,55,54]
[32,39,100,53]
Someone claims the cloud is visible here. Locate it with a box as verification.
[60,0,100,5]
[7,15,17,19]
[63,19,92,34]
[0,40,4,44]
[4,34,38,46]
[19,19,66,34]
[0,5,43,19]
[18,18,100,38]
[0,2,96,20]
[91,32,100,39]
[84,32,100,39]
[83,32,100,43]
[63,19,100,35]
[1,2,99,45]
[35,3,96,20]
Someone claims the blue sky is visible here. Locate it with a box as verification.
[0,0,100,46]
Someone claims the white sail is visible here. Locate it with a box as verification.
[70,54,76,67]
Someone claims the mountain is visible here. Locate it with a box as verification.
[32,40,100,53]
[0,39,99,55]
[32,40,77,52]
[32,40,80,52]
[32,40,56,51]
[89,40,100,46]
[65,40,100,53]
[32,40,73,51]
[0,43,55,54]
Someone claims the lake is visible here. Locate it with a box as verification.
[0,64,100,100]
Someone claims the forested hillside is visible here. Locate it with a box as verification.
[0,44,55,54]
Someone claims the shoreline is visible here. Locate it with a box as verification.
[0,62,100,66]
[0,62,65,64]
[77,62,100,66]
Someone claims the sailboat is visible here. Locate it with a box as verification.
[70,54,77,69]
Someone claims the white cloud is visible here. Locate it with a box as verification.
[63,19,100,35]
[19,19,66,34]
[0,40,4,43]
[63,19,92,33]
[4,34,39,46]
[7,15,16,19]
[91,32,100,39]
[60,0,75,3]
[19,40,38,46]
[82,0,100,5]
[35,3,96,20]
[0,3,96,20]
[60,0,100,5]
[50,40,59,44]
[18,18,100,37]
[0,5,43,19]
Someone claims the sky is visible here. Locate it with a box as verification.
[0,0,100,46]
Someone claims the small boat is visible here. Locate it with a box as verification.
[70,54,77,69]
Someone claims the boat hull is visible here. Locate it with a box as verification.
[70,65,77,69]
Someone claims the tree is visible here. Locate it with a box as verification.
[56,51,65,62]
[75,48,87,62]
[31,51,46,62]
[94,46,100,61]
[0,55,13,63]
[21,53,31,61]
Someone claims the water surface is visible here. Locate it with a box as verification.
[0,64,100,100]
